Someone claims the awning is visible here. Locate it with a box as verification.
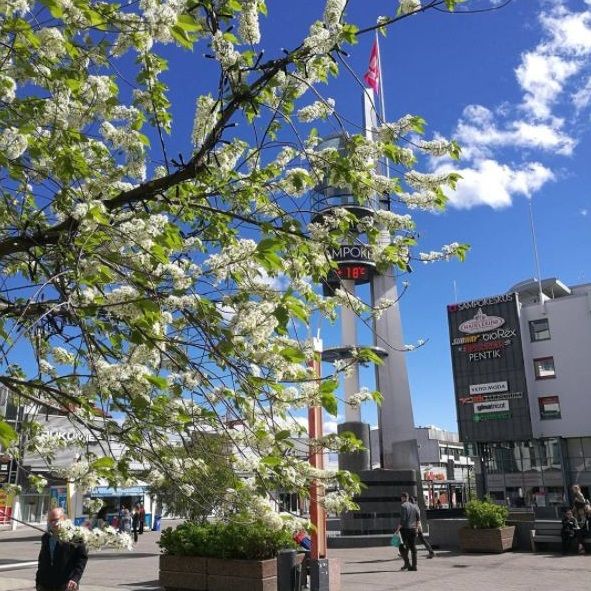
[90,486,146,497]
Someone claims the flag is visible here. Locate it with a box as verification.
[363,40,380,94]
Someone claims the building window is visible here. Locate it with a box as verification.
[529,318,550,342]
[539,396,561,420]
[534,356,556,379]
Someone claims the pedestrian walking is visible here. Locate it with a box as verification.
[394,491,420,572]
[138,502,145,535]
[36,507,88,591]
[410,497,435,558]
[132,506,140,543]
[119,507,132,535]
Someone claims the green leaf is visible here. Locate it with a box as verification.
[341,24,359,45]
[279,346,305,363]
[261,455,282,467]
[275,429,291,441]
[92,457,116,470]
[355,348,384,366]
[0,420,17,448]
[176,14,202,32]
[39,0,63,18]
[445,0,466,10]
[171,25,195,50]
[320,391,338,416]
[319,378,338,395]
[144,374,168,389]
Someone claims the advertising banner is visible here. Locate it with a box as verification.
[447,292,532,442]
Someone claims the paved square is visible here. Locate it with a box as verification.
[1,525,590,591]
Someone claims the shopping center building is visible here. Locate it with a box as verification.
[0,393,155,529]
[447,278,591,508]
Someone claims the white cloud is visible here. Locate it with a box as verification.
[456,106,575,156]
[437,160,554,210]
[438,3,591,210]
[581,209,589,217]
[573,76,591,110]
[516,53,579,119]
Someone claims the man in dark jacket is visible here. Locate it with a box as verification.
[395,491,421,572]
[36,508,88,591]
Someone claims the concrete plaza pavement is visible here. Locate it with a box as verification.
[1,523,590,591]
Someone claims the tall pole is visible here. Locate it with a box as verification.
[528,199,544,304]
[308,337,326,560]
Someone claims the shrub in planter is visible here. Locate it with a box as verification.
[460,499,514,553]
[465,498,508,529]
[159,517,296,559]
[159,518,298,591]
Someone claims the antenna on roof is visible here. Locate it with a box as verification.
[528,199,544,303]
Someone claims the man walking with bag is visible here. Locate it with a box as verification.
[36,508,88,591]
[394,491,421,572]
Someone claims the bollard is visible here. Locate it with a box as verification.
[277,548,297,591]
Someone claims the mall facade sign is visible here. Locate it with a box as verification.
[447,292,532,443]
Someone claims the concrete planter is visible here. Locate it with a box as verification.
[458,525,516,553]
[159,554,277,591]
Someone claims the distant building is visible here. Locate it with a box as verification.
[370,426,474,508]
[447,278,591,508]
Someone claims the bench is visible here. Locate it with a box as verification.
[530,520,591,552]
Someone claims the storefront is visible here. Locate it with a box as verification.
[88,485,153,528]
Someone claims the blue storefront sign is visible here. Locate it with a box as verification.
[90,486,145,497]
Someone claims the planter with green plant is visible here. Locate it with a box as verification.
[158,518,297,591]
[459,498,515,553]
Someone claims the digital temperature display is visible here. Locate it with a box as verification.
[336,265,369,281]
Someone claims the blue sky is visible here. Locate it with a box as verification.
[257,0,591,434]
[161,0,591,435]
[13,1,591,439]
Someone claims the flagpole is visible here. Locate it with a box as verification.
[375,30,387,126]
[374,31,389,181]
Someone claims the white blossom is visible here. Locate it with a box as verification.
[0,0,30,15]
[211,30,241,69]
[348,387,373,408]
[399,0,421,16]
[51,347,75,365]
[418,138,451,156]
[323,0,346,28]
[238,0,261,44]
[303,21,341,54]
[192,94,219,148]
[0,127,27,160]
[37,28,66,60]
[83,497,105,515]
[56,520,133,551]
[0,74,16,103]
[297,98,335,122]
[419,243,461,263]
[280,167,313,196]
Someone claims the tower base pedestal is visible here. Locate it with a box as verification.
[340,469,420,536]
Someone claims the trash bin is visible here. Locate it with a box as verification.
[277,549,297,591]
[152,515,162,532]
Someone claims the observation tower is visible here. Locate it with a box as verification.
[313,94,423,538]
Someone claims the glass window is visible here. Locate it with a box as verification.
[581,438,591,458]
[534,357,556,379]
[529,318,550,341]
[539,396,561,420]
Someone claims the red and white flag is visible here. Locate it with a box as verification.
[363,40,380,94]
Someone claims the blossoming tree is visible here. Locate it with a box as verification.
[0,0,475,528]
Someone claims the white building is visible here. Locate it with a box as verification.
[448,278,591,508]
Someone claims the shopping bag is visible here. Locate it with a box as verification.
[390,533,402,547]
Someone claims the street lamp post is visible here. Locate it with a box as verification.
[307,337,326,561]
